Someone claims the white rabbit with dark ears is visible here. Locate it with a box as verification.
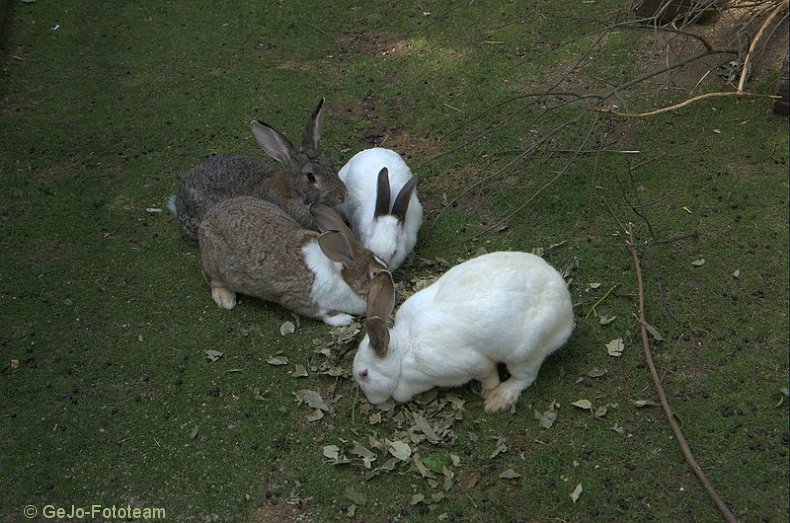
[353,251,574,412]
[338,147,422,271]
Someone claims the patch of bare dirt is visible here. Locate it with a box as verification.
[250,502,313,523]
[632,1,788,95]
[34,160,79,183]
[338,30,413,59]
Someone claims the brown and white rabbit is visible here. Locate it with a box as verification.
[169,98,347,242]
[198,196,391,326]
[353,252,574,412]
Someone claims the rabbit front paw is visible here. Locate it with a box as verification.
[483,379,525,413]
[321,312,354,327]
[211,286,237,310]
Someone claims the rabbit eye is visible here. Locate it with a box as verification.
[304,170,317,183]
[359,369,369,380]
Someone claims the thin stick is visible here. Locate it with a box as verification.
[737,0,789,93]
[584,285,619,320]
[599,91,768,118]
[625,223,738,523]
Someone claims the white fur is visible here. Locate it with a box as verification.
[353,252,575,412]
[166,194,177,215]
[338,148,423,271]
[302,241,367,325]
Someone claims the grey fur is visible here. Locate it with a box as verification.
[171,98,346,242]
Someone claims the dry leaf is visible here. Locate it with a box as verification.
[691,258,706,267]
[599,315,617,325]
[350,441,377,469]
[571,399,593,410]
[294,389,330,411]
[570,483,583,503]
[292,364,308,377]
[635,316,664,341]
[279,321,295,336]
[410,493,425,505]
[10,359,19,369]
[606,338,624,357]
[534,404,558,429]
[412,414,440,443]
[732,269,740,279]
[388,440,412,461]
[204,350,223,362]
[499,468,521,479]
[307,409,324,422]
[266,355,289,366]
[633,399,658,408]
[584,367,608,378]
[490,438,508,459]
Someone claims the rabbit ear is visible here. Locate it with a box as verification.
[367,270,395,320]
[364,317,390,358]
[302,97,325,153]
[251,120,298,170]
[317,231,356,267]
[374,168,391,218]
[391,177,416,224]
[310,203,352,234]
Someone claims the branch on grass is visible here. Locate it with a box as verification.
[737,0,789,92]
[598,90,780,117]
[620,220,738,523]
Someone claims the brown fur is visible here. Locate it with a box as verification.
[198,198,389,322]
[199,197,322,318]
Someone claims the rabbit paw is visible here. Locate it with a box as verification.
[211,286,237,310]
[479,370,501,399]
[321,312,354,327]
[483,380,524,413]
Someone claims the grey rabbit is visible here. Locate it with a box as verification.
[168,98,347,242]
[198,196,391,326]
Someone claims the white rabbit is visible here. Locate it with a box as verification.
[338,148,422,271]
[353,251,574,412]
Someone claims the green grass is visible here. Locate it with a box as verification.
[1,1,787,522]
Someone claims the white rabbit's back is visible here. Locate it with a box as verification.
[401,252,573,364]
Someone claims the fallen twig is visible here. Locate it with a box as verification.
[599,91,778,118]
[624,222,738,523]
[737,0,789,92]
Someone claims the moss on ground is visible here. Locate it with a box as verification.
[1,1,787,522]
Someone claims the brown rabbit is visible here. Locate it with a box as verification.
[169,98,347,242]
[198,196,391,326]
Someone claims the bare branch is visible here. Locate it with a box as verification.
[737,0,789,92]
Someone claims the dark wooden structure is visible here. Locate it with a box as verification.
[631,0,718,24]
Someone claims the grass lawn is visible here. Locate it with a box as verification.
[1,1,787,522]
